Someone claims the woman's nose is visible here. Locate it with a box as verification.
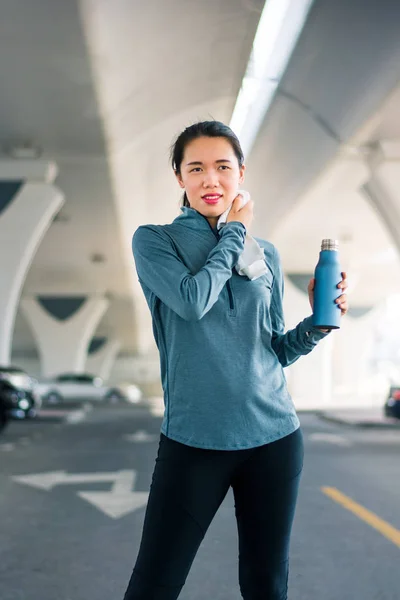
[203,170,219,187]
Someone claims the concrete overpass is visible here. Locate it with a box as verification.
[2,0,400,408]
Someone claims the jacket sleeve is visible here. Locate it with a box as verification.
[132,222,246,321]
[270,246,330,367]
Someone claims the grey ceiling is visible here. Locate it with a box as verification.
[246,0,400,235]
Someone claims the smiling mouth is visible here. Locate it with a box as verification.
[202,195,221,204]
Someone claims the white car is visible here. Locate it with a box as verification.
[36,373,142,404]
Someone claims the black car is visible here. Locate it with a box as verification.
[0,366,41,429]
[384,387,400,419]
[0,385,10,431]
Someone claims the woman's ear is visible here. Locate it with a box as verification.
[239,164,246,185]
[175,171,185,189]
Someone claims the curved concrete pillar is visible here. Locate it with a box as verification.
[20,295,109,377]
[284,275,381,408]
[111,352,163,398]
[283,276,334,409]
[0,161,64,364]
[134,293,157,355]
[86,337,121,381]
[361,141,400,252]
[332,308,380,407]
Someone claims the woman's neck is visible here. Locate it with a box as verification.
[206,216,218,229]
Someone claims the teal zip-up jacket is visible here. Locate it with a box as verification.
[132,206,329,450]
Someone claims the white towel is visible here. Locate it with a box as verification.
[217,190,268,281]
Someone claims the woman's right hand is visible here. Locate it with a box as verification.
[226,194,254,231]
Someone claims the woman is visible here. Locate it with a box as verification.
[124,121,348,599]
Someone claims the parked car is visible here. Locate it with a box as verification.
[36,372,142,404]
[0,366,41,427]
[0,386,10,431]
[384,387,400,419]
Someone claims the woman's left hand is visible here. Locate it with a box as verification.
[308,271,349,316]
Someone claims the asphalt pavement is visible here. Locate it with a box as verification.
[0,405,399,600]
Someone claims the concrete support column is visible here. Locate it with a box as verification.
[331,308,380,408]
[283,276,334,409]
[86,337,121,381]
[361,141,400,253]
[354,141,400,406]
[0,160,64,364]
[134,293,158,355]
[20,295,109,377]
[110,351,162,398]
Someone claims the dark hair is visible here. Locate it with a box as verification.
[170,121,244,207]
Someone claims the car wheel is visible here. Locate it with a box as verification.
[104,389,124,404]
[0,409,9,432]
[45,390,63,404]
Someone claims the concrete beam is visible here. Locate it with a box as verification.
[0,159,58,183]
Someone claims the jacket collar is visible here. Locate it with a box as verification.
[173,206,218,234]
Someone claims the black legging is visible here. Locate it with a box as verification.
[123,428,304,600]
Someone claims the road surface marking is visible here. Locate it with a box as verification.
[322,487,400,549]
[13,470,125,490]
[123,430,158,442]
[0,443,15,451]
[78,470,149,519]
[12,469,148,519]
[309,433,351,446]
[66,409,87,424]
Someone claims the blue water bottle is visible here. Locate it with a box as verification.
[312,239,342,330]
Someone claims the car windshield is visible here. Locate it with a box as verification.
[0,366,26,374]
[56,374,96,383]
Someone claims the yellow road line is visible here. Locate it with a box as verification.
[322,486,400,549]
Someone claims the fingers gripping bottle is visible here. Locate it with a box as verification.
[312,239,342,330]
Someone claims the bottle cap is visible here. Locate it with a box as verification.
[321,239,339,251]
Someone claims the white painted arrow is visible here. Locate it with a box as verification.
[12,469,149,519]
[78,470,149,519]
[123,430,158,443]
[12,470,122,490]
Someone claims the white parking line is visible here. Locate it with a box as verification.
[66,409,87,424]
[308,433,352,446]
[0,443,15,452]
[124,430,158,442]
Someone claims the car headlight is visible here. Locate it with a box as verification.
[18,399,30,410]
[124,385,142,402]
[8,391,20,404]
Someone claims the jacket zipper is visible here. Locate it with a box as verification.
[205,217,235,311]
[226,281,234,310]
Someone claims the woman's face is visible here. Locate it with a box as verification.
[176,136,245,227]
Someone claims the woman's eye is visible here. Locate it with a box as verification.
[190,167,202,173]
